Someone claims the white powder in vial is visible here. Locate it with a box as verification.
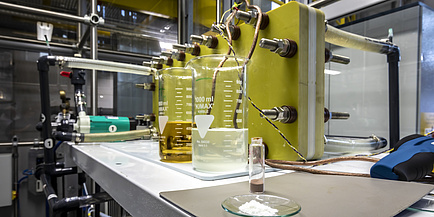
[238,200,278,216]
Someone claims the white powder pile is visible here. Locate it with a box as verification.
[238,200,278,216]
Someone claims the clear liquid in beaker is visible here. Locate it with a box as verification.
[192,128,248,172]
[159,121,192,162]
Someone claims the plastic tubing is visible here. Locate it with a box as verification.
[52,56,154,76]
[54,129,151,143]
[325,25,396,54]
[82,129,151,142]
[325,135,387,152]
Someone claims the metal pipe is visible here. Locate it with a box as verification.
[325,24,397,54]
[308,0,341,8]
[12,136,18,217]
[0,141,43,146]
[0,35,153,62]
[40,173,112,216]
[76,27,91,52]
[37,56,56,168]
[0,1,90,24]
[77,0,83,43]
[177,0,185,44]
[90,0,98,116]
[216,0,222,24]
[54,56,153,75]
[388,50,400,148]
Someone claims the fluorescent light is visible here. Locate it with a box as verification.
[159,42,173,51]
[324,69,341,75]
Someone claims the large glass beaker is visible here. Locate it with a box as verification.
[186,55,249,172]
[157,67,193,162]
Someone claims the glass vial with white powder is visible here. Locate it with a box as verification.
[249,137,265,193]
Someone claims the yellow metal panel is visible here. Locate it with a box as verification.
[154,2,325,160]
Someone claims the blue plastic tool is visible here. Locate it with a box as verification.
[370,134,434,181]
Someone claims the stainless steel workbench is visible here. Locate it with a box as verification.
[67,140,433,217]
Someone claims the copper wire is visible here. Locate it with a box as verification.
[232,1,264,128]
[207,10,236,115]
[265,156,380,178]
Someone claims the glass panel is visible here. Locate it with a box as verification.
[326,6,420,141]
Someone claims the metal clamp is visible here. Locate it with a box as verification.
[85,13,105,26]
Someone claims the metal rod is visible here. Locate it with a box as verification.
[37,56,55,167]
[12,136,18,217]
[261,109,278,120]
[77,0,83,43]
[0,141,43,146]
[90,0,98,116]
[388,50,400,148]
[178,0,182,44]
[0,35,153,61]
[76,26,91,52]
[0,1,89,24]
[216,0,222,25]
[308,0,341,8]
[330,112,350,119]
[330,54,350,65]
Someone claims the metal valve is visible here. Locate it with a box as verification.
[190,35,218,48]
[259,38,297,58]
[172,43,200,56]
[260,105,297,124]
[235,10,269,30]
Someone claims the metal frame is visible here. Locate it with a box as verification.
[0,0,104,116]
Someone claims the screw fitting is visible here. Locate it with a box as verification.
[259,38,297,58]
[235,10,269,30]
[261,105,297,124]
[172,44,200,56]
[190,35,218,49]
[211,24,241,40]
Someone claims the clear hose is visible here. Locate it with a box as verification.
[325,135,387,152]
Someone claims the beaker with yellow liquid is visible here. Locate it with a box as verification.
[157,67,193,162]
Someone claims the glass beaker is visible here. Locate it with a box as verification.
[186,54,249,172]
[157,67,193,162]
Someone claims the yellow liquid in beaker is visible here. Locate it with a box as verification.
[159,121,192,163]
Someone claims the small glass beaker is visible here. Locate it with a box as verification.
[157,67,193,162]
[186,54,249,172]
